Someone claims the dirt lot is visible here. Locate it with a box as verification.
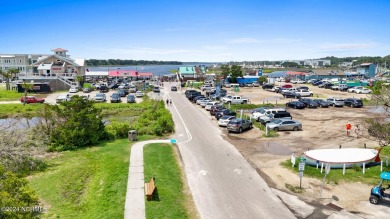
[196,82,390,218]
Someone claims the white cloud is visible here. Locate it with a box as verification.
[226,37,301,44]
[107,47,199,55]
[320,43,374,50]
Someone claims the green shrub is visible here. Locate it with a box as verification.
[105,122,131,139]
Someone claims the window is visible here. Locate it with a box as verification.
[19,59,22,63]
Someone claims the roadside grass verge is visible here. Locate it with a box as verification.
[144,143,189,219]
[281,146,390,187]
[28,136,154,218]
[0,86,23,101]
[0,103,44,118]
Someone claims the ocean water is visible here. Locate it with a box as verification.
[89,63,213,76]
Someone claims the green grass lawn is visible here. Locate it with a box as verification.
[0,84,23,101]
[28,136,153,218]
[144,143,189,219]
[0,103,44,118]
[281,146,390,187]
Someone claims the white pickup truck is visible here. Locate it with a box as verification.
[222,95,249,104]
[294,89,313,97]
[56,93,72,103]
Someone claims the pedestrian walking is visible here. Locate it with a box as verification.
[169,99,172,105]
[345,121,352,137]
[166,99,169,105]
[354,124,361,138]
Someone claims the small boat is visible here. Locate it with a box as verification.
[302,148,381,169]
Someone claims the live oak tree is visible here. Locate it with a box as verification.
[363,82,390,146]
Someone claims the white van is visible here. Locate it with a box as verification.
[252,108,286,120]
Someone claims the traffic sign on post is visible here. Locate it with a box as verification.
[299,162,305,171]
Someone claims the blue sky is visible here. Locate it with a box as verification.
[1,0,389,62]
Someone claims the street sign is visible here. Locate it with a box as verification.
[299,171,303,178]
[299,162,305,171]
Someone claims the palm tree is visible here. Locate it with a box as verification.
[0,69,12,90]
[76,75,84,88]
[21,80,34,105]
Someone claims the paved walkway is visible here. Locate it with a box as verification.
[124,139,171,219]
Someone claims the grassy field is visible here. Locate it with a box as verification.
[28,136,153,218]
[281,146,390,186]
[0,103,45,118]
[0,83,23,101]
[144,143,190,219]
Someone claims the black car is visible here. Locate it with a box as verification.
[192,95,206,103]
[298,98,318,108]
[344,98,363,108]
[262,84,274,89]
[286,101,305,109]
[110,93,122,103]
[324,83,334,89]
[118,89,128,97]
[187,92,201,100]
[108,83,119,89]
[312,80,323,86]
[312,99,330,108]
[99,86,109,93]
[127,94,136,103]
[283,91,300,98]
[210,105,226,116]
[215,109,237,120]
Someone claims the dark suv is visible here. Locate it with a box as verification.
[110,93,122,103]
[227,119,253,133]
[99,86,109,93]
[262,84,274,89]
[344,98,363,108]
[215,109,237,120]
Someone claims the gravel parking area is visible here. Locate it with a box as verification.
[189,83,390,217]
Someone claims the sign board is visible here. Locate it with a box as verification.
[170,139,177,144]
[257,69,263,76]
[299,162,305,171]
[299,171,304,178]
[291,154,296,166]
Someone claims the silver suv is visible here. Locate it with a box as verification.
[327,97,344,107]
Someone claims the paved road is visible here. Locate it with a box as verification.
[164,83,296,219]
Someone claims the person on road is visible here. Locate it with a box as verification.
[345,121,352,137]
[166,99,169,105]
[169,99,172,105]
[354,124,361,138]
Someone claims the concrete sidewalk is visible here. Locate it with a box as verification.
[124,139,171,219]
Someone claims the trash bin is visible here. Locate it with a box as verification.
[128,130,137,141]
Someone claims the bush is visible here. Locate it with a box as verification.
[0,165,40,218]
[105,122,130,139]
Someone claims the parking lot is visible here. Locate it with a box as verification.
[187,82,389,216]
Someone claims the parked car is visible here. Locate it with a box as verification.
[20,96,45,104]
[252,108,286,121]
[56,93,72,103]
[129,86,137,93]
[99,86,109,93]
[205,102,218,110]
[267,119,302,131]
[110,93,122,103]
[118,89,127,97]
[355,87,372,94]
[108,83,119,89]
[192,95,206,103]
[135,91,144,97]
[152,86,160,93]
[171,86,178,91]
[227,118,253,133]
[94,93,107,102]
[258,111,292,124]
[127,94,136,103]
[210,105,225,116]
[285,101,305,109]
[215,109,237,120]
[82,87,92,93]
[324,83,334,89]
[69,86,79,93]
[327,97,345,107]
[196,98,208,104]
[283,91,300,98]
[312,99,330,108]
[347,86,364,93]
[252,82,260,87]
[344,98,363,108]
[218,116,236,127]
[298,98,318,108]
[245,83,254,87]
[262,83,274,89]
[200,99,212,107]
